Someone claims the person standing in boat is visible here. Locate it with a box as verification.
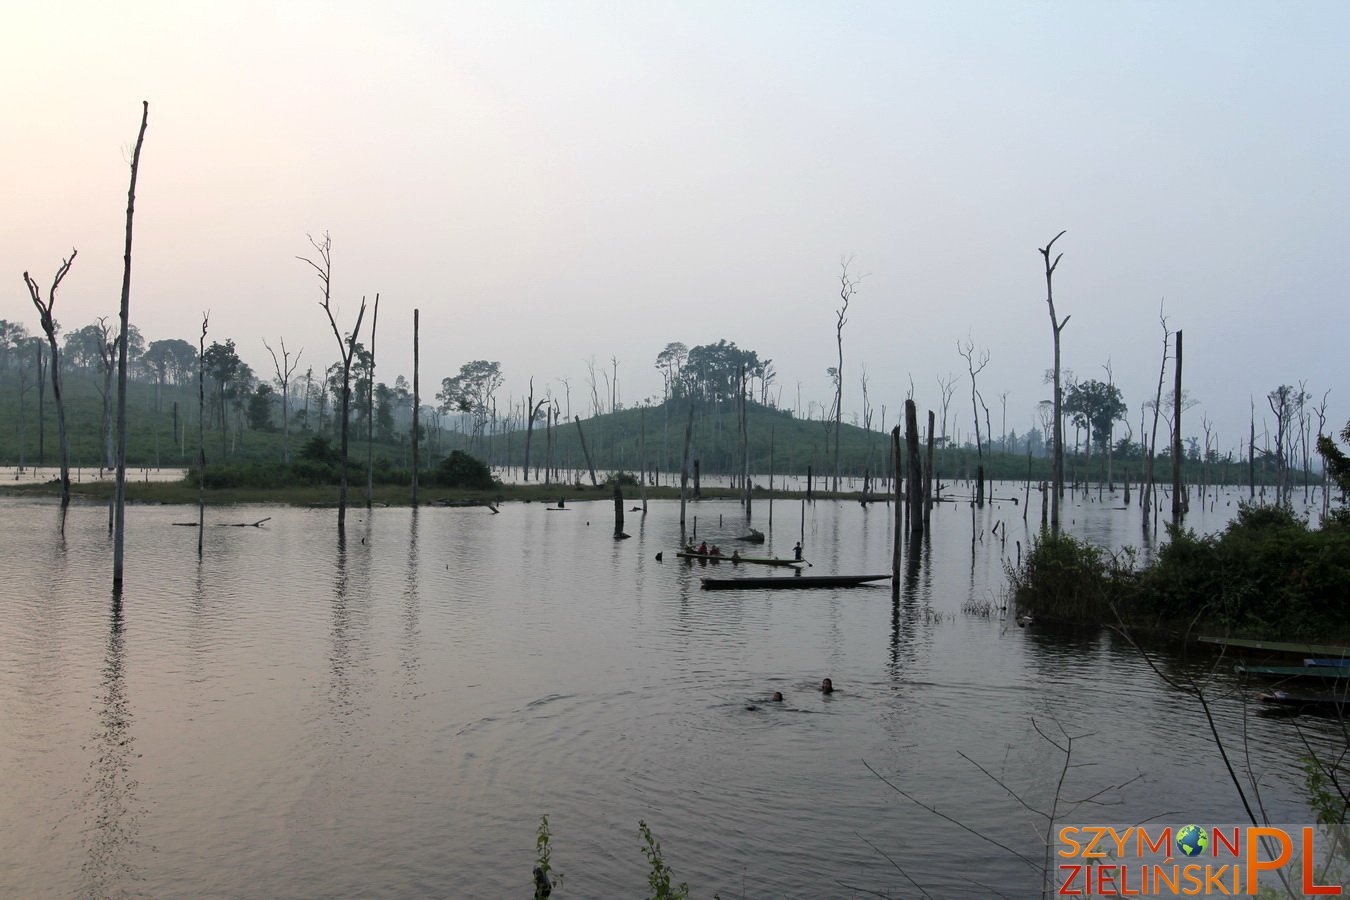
[793,541,803,561]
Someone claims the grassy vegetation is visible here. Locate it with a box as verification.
[1008,504,1350,640]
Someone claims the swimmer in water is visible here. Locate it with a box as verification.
[819,678,834,694]
[772,691,783,702]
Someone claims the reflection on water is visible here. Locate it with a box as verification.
[80,591,141,899]
[0,488,1336,897]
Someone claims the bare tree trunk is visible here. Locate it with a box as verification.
[1171,329,1184,527]
[24,252,76,509]
[905,399,922,535]
[925,410,935,527]
[524,378,543,482]
[198,315,208,558]
[264,338,302,465]
[574,416,598,486]
[639,405,648,513]
[1249,399,1256,500]
[1039,231,1069,535]
[366,294,379,509]
[679,404,694,528]
[891,425,902,599]
[300,233,367,532]
[1145,311,1171,533]
[113,100,148,592]
[412,309,420,505]
[833,259,858,492]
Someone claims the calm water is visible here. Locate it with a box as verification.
[0,485,1336,898]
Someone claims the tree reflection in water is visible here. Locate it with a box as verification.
[80,590,142,898]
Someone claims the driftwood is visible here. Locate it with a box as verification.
[173,517,271,527]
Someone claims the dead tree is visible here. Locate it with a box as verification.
[299,232,367,532]
[523,378,546,482]
[832,258,860,491]
[197,313,209,558]
[412,309,420,504]
[366,295,379,508]
[23,250,77,508]
[679,404,695,528]
[1171,330,1184,526]
[574,416,598,486]
[89,317,119,471]
[113,100,149,592]
[263,337,303,464]
[1039,231,1069,534]
[905,399,922,534]
[958,336,991,506]
[1144,309,1172,532]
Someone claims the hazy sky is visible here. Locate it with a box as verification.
[5,1,1347,453]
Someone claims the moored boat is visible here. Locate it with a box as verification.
[700,574,889,590]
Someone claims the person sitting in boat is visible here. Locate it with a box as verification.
[731,549,741,563]
[697,541,708,555]
[819,677,834,694]
[793,541,803,561]
[709,545,722,557]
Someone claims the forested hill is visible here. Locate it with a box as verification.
[0,370,1284,490]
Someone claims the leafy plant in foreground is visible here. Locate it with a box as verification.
[639,820,690,900]
[534,814,561,897]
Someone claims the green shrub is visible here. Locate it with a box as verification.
[430,450,498,490]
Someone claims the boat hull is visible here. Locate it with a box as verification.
[700,574,889,590]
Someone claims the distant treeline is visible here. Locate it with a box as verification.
[0,370,1313,492]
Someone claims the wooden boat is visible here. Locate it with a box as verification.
[700,574,889,590]
[1234,663,1350,680]
[1304,658,1350,667]
[1199,636,1350,657]
[676,550,803,568]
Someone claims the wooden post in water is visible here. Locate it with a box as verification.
[905,400,922,535]
[613,479,628,539]
[925,410,935,527]
[891,425,902,599]
[806,465,813,500]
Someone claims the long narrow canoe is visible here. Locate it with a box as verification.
[1235,664,1350,680]
[676,551,803,568]
[1199,636,1350,657]
[700,574,889,591]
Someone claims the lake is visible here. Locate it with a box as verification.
[0,484,1336,898]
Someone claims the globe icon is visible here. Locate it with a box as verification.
[1177,825,1208,858]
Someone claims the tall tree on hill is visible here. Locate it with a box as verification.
[299,231,367,532]
[1064,378,1127,466]
[203,339,243,459]
[1039,231,1069,534]
[23,249,76,508]
[832,259,859,492]
[438,360,504,447]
